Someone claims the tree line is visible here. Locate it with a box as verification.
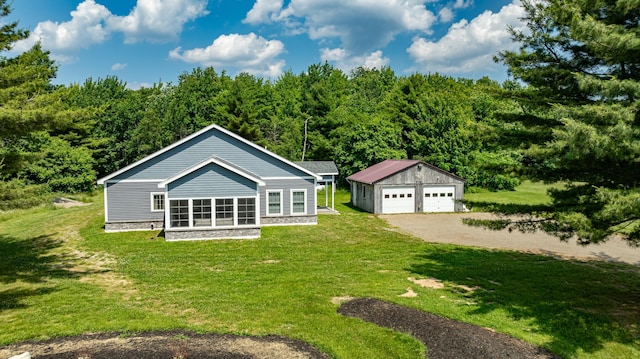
[1,0,638,245]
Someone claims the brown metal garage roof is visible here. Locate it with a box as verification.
[347,160,421,184]
[347,159,465,185]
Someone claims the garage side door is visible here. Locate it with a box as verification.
[423,186,455,212]
[382,187,415,214]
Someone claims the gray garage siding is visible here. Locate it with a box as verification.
[351,182,375,213]
[167,163,258,198]
[106,181,165,222]
[374,165,464,213]
[111,129,310,181]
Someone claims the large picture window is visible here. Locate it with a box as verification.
[215,198,234,226]
[267,190,282,215]
[291,190,306,214]
[238,198,256,225]
[193,199,212,227]
[170,199,189,227]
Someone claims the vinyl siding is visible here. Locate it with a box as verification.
[167,163,258,198]
[106,181,165,222]
[261,178,315,216]
[111,129,309,181]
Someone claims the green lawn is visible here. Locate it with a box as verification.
[466,181,556,204]
[0,191,639,358]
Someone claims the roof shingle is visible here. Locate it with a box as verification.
[294,161,339,175]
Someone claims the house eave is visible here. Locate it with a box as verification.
[97,123,321,184]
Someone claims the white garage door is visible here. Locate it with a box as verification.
[382,187,415,214]
[423,186,455,212]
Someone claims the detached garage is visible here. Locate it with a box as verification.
[347,160,465,214]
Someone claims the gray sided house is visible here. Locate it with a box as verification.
[294,161,339,211]
[97,124,321,241]
[347,160,465,214]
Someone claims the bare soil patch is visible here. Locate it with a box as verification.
[338,298,559,359]
[0,331,329,359]
[1,298,564,358]
[53,198,90,209]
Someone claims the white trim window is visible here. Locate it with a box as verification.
[169,199,189,227]
[291,189,307,215]
[193,199,212,227]
[151,192,165,212]
[215,198,234,226]
[267,190,283,216]
[238,198,256,225]
[167,196,259,229]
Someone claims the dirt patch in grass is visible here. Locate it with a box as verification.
[1,299,565,358]
[338,297,559,359]
[53,198,90,209]
[0,331,329,359]
[408,276,444,289]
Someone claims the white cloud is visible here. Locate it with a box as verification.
[243,0,283,25]
[407,2,526,76]
[169,33,286,77]
[321,48,390,72]
[107,0,209,44]
[438,7,455,22]
[248,0,437,55]
[13,0,209,57]
[111,63,127,71]
[453,0,473,9]
[13,0,111,53]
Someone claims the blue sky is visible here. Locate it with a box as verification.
[7,0,527,89]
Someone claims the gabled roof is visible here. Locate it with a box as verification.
[347,159,465,185]
[158,156,265,188]
[97,123,320,184]
[294,161,339,176]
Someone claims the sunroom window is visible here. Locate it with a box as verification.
[193,199,212,227]
[238,198,256,225]
[170,200,189,227]
[215,198,234,226]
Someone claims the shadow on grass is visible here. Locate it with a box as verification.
[463,201,552,215]
[337,201,368,214]
[408,247,640,357]
[0,234,87,312]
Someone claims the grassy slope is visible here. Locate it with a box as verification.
[0,190,638,358]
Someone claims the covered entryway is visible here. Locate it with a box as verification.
[382,187,415,214]
[423,186,455,212]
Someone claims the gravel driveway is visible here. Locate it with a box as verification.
[381,213,640,266]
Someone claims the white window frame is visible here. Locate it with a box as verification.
[192,198,212,227]
[168,198,190,228]
[150,192,165,212]
[166,195,260,229]
[267,190,283,216]
[214,197,235,227]
[290,189,307,215]
[237,197,257,226]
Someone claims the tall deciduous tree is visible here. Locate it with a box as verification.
[495,0,640,244]
[299,63,349,160]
